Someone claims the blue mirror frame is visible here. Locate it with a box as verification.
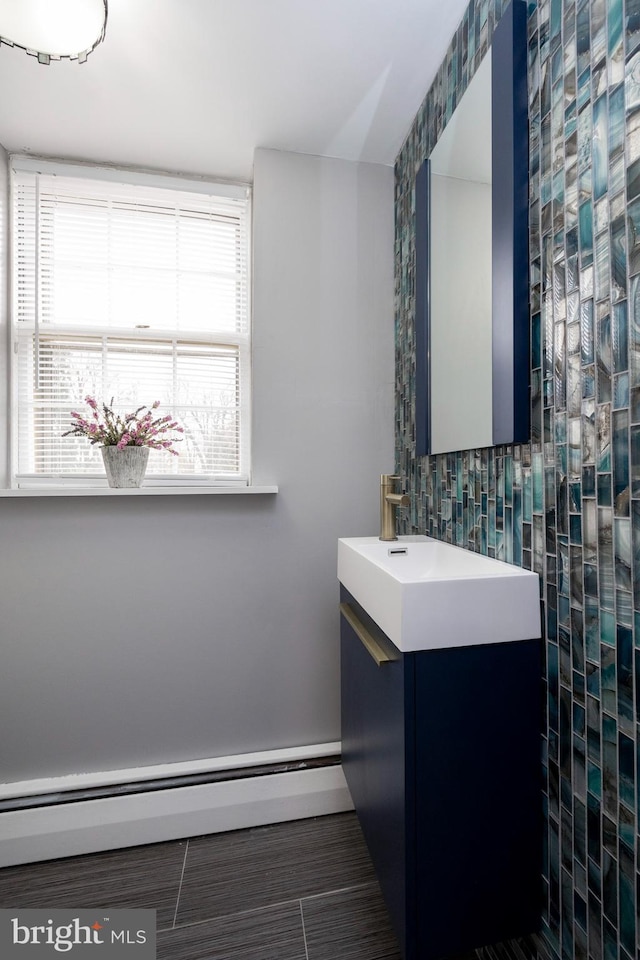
[415,0,529,457]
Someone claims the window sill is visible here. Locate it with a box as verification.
[0,485,278,498]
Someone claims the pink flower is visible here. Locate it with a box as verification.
[64,398,182,457]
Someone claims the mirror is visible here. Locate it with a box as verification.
[430,53,493,453]
[414,0,529,457]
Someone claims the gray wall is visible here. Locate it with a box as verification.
[0,145,8,489]
[0,147,395,784]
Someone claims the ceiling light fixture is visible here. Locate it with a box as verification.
[0,0,107,64]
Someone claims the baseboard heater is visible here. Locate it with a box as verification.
[0,744,353,867]
[0,753,341,813]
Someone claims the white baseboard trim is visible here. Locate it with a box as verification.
[0,764,353,867]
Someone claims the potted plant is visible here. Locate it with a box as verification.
[64,397,183,488]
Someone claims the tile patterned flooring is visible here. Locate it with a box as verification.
[0,812,550,960]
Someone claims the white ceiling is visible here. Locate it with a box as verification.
[0,0,469,183]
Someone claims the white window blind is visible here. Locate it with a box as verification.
[11,158,251,483]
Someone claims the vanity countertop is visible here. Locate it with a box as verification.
[338,535,541,652]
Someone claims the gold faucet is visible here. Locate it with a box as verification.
[379,474,411,541]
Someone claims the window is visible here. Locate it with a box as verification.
[10,157,251,486]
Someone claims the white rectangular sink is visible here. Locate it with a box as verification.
[338,535,541,652]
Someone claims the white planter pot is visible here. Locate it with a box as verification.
[101,446,150,488]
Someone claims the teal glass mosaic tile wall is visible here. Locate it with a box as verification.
[394,1,640,959]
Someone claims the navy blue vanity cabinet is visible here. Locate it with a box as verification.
[340,586,542,960]
[340,591,417,956]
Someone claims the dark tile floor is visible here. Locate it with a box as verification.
[0,812,550,960]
